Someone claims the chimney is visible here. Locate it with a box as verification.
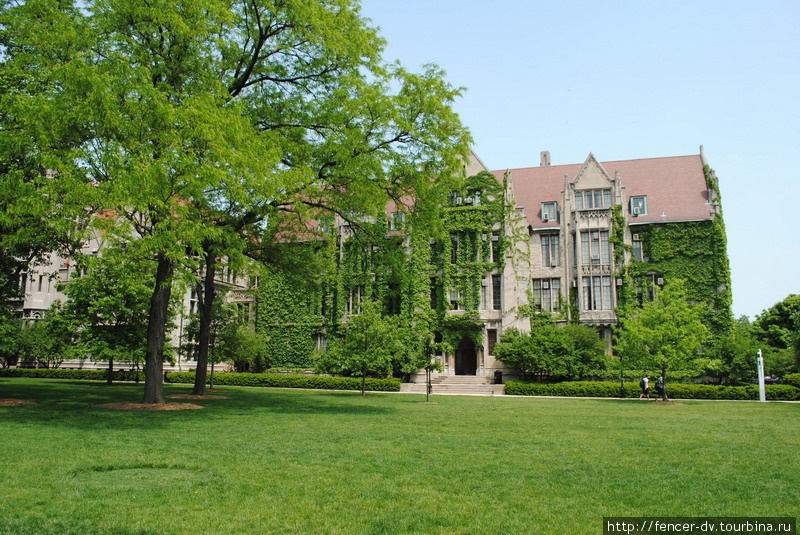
[540,151,551,167]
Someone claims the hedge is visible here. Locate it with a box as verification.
[0,368,144,381]
[165,372,401,392]
[505,380,800,401]
[0,368,400,392]
[783,373,800,389]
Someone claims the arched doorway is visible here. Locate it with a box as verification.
[455,337,477,375]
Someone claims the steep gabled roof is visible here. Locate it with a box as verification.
[492,154,712,228]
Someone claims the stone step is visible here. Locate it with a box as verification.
[404,383,503,396]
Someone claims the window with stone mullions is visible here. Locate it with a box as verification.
[581,230,610,264]
[575,189,611,210]
[582,276,613,310]
[533,278,561,312]
[541,234,559,267]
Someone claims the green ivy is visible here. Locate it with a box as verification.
[628,218,732,336]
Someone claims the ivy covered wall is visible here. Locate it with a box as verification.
[623,165,732,336]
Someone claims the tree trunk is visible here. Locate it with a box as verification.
[107,357,113,385]
[143,253,173,404]
[361,365,366,397]
[193,252,216,395]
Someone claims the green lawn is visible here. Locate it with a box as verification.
[1,378,797,535]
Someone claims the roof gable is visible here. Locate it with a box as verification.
[573,153,614,190]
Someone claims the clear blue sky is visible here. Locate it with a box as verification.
[361,0,800,320]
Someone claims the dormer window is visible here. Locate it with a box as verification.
[630,196,647,216]
[541,202,558,222]
[575,189,611,210]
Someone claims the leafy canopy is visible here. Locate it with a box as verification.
[615,279,710,378]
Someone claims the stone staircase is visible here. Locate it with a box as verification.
[403,375,503,396]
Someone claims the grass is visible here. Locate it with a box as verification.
[1,378,798,535]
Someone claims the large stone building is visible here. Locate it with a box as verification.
[11,147,730,381]
[258,146,730,384]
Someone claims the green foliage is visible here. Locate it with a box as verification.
[437,171,506,313]
[164,371,401,392]
[783,373,800,388]
[615,279,710,379]
[439,310,484,353]
[0,307,21,367]
[256,265,324,369]
[15,302,81,369]
[216,323,268,373]
[494,318,607,380]
[60,250,153,367]
[705,316,761,384]
[628,218,732,336]
[505,380,800,401]
[316,301,400,394]
[0,367,144,381]
[753,294,800,351]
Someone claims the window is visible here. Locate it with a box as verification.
[580,230,611,264]
[541,202,558,222]
[430,277,438,309]
[491,231,501,263]
[449,288,461,310]
[434,332,444,356]
[450,234,459,264]
[389,212,405,230]
[466,189,481,206]
[582,276,613,310]
[492,274,502,310]
[318,216,334,233]
[630,196,647,216]
[348,285,364,314]
[541,234,559,267]
[532,278,561,313]
[314,333,327,352]
[487,329,497,355]
[575,189,612,210]
[633,234,643,262]
[480,282,487,310]
[635,274,663,304]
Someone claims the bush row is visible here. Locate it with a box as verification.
[0,368,144,381]
[0,368,401,392]
[165,372,401,391]
[782,373,800,389]
[505,380,800,401]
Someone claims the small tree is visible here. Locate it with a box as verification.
[560,324,607,379]
[15,302,80,369]
[493,318,572,380]
[615,279,709,385]
[60,250,153,383]
[317,301,400,396]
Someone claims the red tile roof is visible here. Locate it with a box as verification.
[492,154,712,228]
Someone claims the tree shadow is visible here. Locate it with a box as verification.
[0,379,394,431]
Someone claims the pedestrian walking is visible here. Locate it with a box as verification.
[639,375,651,400]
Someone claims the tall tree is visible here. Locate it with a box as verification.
[2,0,468,403]
[615,279,710,383]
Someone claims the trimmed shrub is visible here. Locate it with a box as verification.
[505,380,800,401]
[0,368,401,392]
[0,368,144,381]
[165,371,401,392]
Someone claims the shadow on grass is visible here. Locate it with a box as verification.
[0,379,395,431]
